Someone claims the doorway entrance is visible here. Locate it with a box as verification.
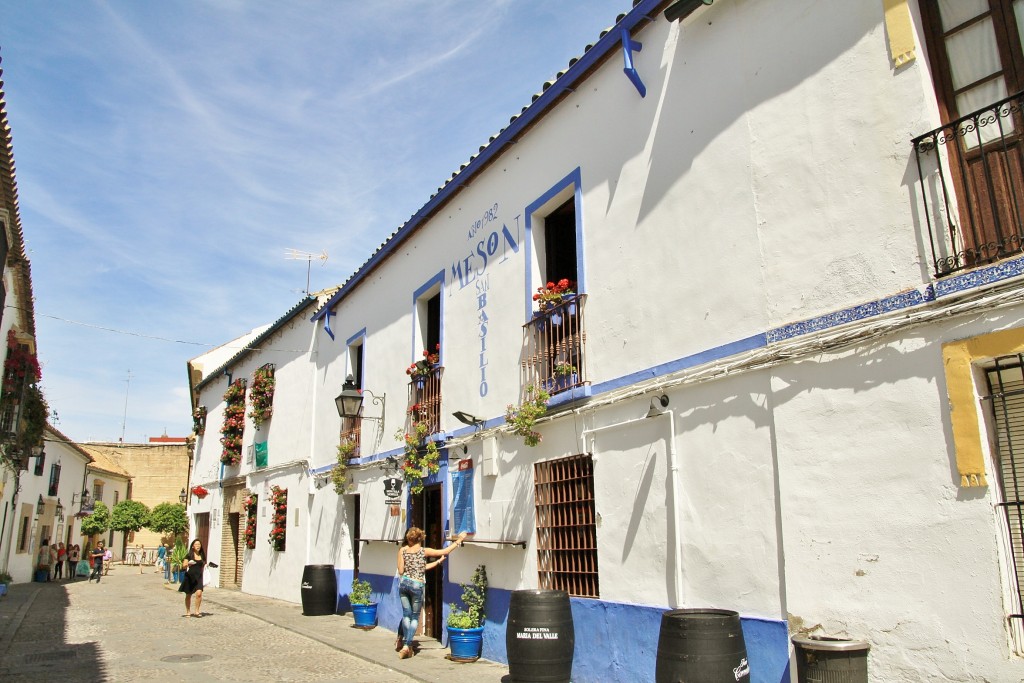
[410,484,443,640]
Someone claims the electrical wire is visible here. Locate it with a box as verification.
[5,305,309,354]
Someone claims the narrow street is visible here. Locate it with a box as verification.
[0,566,433,682]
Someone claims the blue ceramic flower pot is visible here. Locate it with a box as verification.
[448,625,484,661]
[352,602,378,629]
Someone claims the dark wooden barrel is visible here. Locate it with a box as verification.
[300,564,337,616]
[506,589,575,683]
[655,608,749,683]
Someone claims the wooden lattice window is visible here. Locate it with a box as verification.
[534,453,599,598]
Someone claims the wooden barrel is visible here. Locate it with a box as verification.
[506,589,575,683]
[300,564,337,616]
[655,609,749,683]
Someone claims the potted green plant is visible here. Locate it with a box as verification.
[331,439,356,494]
[350,577,377,629]
[447,564,488,661]
[169,540,188,583]
[0,570,11,597]
[550,361,578,393]
[505,383,550,447]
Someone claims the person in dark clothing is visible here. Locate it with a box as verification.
[89,541,105,582]
[178,538,206,617]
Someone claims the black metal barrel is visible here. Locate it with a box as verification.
[506,589,575,683]
[655,608,750,682]
[300,564,337,616]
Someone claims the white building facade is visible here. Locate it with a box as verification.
[189,1,1024,680]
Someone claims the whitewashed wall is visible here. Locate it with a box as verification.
[189,0,1024,680]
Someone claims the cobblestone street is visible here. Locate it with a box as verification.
[0,567,508,682]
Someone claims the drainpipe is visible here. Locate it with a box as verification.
[580,395,683,607]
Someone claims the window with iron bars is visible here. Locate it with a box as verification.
[984,353,1024,652]
[534,453,599,598]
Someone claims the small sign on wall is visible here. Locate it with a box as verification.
[384,478,402,506]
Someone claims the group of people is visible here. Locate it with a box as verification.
[35,540,108,581]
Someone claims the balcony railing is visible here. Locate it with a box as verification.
[913,91,1024,277]
[407,366,444,436]
[340,419,361,460]
[521,294,587,396]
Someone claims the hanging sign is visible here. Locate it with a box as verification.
[383,478,403,506]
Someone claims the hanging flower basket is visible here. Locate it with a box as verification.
[191,485,209,499]
[248,365,276,430]
[192,406,207,435]
[244,494,258,549]
[220,379,247,465]
[268,486,287,551]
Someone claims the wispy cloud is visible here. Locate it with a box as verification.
[0,0,628,442]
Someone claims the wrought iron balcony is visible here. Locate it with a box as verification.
[913,91,1024,277]
[521,294,587,396]
[407,366,444,436]
[340,419,361,460]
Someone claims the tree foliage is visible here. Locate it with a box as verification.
[111,499,150,534]
[80,501,111,537]
[147,502,188,539]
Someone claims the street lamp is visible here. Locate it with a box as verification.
[36,494,44,516]
[335,375,386,421]
[178,488,187,504]
[55,498,64,521]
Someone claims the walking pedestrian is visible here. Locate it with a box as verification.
[68,544,80,581]
[90,541,105,582]
[178,538,206,617]
[156,543,167,575]
[394,528,465,659]
[54,543,66,580]
[102,546,112,575]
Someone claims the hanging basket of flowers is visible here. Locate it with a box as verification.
[248,364,276,430]
[190,485,209,499]
[192,406,207,435]
[395,403,441,494]
[220,379,247,465]
[268,485,287,551]
[244,494,258,549]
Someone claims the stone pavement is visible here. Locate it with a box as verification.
[0,564,510,682]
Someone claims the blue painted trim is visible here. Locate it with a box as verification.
[323,309,335,341]
[310,3,661,325]
[621,29,646,97]
[345,327,367,347]
[523,167,584,322]
[341,579,791,683]
[412,270,445,365]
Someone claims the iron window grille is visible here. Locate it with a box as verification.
[533,453,599,598]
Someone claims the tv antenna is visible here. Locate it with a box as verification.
[285,248,328,295]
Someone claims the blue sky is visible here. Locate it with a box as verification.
[0,1,632,442]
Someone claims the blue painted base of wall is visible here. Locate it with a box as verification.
[343,574,790,683]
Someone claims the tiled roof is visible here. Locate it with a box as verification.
[0,54,38,339]
[194,295,317,392]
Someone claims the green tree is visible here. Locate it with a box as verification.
[147,502,188,541]
[111,499,150,535]
[80,501,111,537]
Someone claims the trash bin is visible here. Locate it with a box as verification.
[792,635,869,683]
[300,564,337,616]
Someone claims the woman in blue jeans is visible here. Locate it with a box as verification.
[395,527,466,659]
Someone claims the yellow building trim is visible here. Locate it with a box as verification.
[943,327,1024,487]
[882,0,916,67]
